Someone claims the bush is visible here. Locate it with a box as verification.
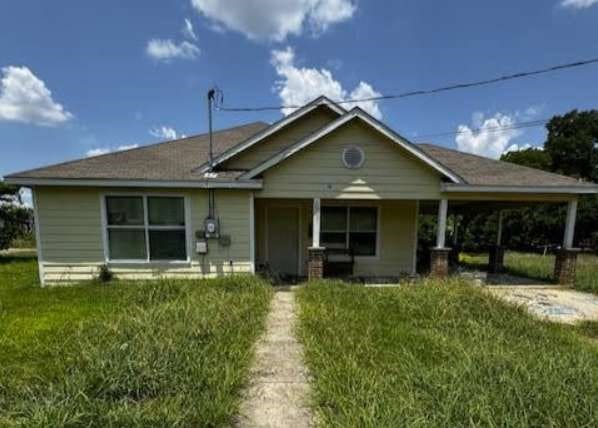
[97,264,114,283]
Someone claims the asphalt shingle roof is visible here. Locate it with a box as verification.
[6,119,595,190]
[417,143,594,187]
[6,122,269,182]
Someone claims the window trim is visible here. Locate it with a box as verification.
[321,205,380,259]
[100,193,192,265]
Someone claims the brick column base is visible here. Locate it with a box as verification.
[308,247,326,281]
[554,248,579,285]
[488,245,505,274]
[430,248,451,278]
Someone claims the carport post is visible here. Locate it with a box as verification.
[489,210,505,274]
[308,198,325,280]
[555,199,579,285]
[431,199,451,278]
[436,199,448,248]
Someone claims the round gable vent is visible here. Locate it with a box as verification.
[342,146,365,169]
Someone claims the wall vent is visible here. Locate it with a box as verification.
[342,146,365,169]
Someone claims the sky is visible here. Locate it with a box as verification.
[2,0,598,205]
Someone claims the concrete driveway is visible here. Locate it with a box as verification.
[488,286,598,324]
[457,270,598,324]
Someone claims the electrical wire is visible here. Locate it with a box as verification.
[217,56,598,112]
[414,118,549,141]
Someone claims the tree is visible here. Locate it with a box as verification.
[0,181,32,250]
[501,148,552,171]
[544,109,598,182]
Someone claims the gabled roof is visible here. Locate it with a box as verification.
[5,122,269,188]
[197,95,345,173]
[5,97,598,195]
[239,107,464,183]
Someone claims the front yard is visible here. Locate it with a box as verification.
[461,251,598,294]
[0,255,272,427]
[2,254,598,427]
[297,281,598,427]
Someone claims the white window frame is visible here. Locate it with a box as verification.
[100,193,192,265]
[321,205,380,259]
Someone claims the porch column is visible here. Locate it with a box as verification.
[308,198,325,280]
[431,199,451,278]
[489,210,505,274]
[555,199,579,285]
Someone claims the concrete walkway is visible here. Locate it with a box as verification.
[236,288,313,427]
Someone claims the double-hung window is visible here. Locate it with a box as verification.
[321,206,378,256]
[104,195,188,262]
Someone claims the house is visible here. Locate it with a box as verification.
[5,96,598,286]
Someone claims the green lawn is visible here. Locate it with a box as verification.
[0,255,272,427]
[460,251,598,293]
[297,281,598,427]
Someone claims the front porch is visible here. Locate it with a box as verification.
[253,195,582,286]
[253,197,418,282]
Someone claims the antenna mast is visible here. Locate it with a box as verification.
[207,88,215,171]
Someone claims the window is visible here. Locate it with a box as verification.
[321,206,377,256]
[105,196,187,262]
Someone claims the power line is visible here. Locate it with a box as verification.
[218,56,598,112]
[414,118,549,141]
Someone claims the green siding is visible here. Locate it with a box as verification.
[223,106,339,170]
[35,187,252,284]
[257,119,442,200]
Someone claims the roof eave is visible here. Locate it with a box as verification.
[4,177,264,190]
[442,183,598,194]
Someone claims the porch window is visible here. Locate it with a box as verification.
[105,196,187,262]
[321,206,377,256]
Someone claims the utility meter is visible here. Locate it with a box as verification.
[204,217,220,239]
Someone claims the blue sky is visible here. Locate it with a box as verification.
[2,0,598,189]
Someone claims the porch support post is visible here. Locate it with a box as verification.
[449,215,460,266]
[436,199,448,249]
[308,198,325,281]
[431,199,451,278]
[312,197,321,248]
[489,210,505,274]
[555,200,579,285]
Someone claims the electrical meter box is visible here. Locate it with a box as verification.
[196,239,208,254]
[204,217,220,239]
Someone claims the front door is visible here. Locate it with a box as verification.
[267,206,299,276]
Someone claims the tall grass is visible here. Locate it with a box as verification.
[297,281,598,427]
[461,251,598,293]
[0,257,272,427]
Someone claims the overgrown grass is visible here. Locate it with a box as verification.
[461,251,598,294]
[0,255,272,427]
[297,280,598,427]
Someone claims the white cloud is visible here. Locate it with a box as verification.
[0,66,73,126]
[183,18,198,40]
[271,47,382,119]
[561,0,598,9]
[455,112,522,159]
[191,0,356,41]
[149,126,179,140]
[504,143,533,154]
[86,144,138,158]
[146,39,200,62]
[19,189,32,208]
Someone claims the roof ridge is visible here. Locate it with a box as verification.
[6,121,268,178]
